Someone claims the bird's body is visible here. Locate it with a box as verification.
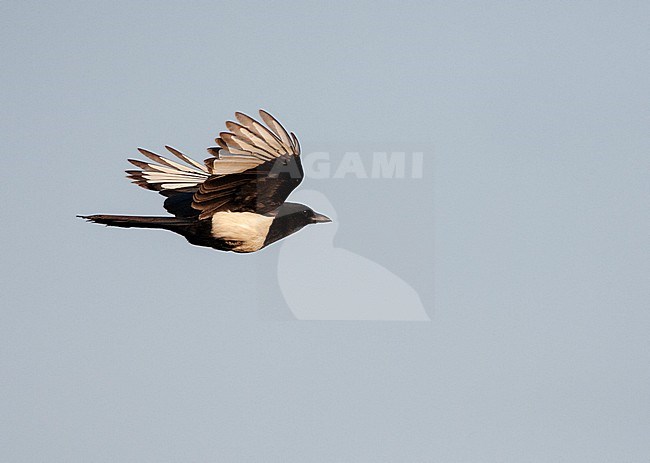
[210,210,274,253]
[80,110,330,253]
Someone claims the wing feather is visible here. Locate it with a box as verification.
[225,120,281,158]
[234,112,286,154]
[165,145,209,172]
[137,148,202,173]
[126,148,210,193]
[259,110,293,153]
[290,132,301,155]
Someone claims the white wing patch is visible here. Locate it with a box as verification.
[210,211,274,253]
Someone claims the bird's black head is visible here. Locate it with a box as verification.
[263,202,331,248]
[276,202,331,226]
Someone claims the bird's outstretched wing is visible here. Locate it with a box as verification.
[193,110,303,219]
[125,110,303,219]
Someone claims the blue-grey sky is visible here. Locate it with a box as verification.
[1,1,649,461]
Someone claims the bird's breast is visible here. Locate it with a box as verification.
[210,211,274,253]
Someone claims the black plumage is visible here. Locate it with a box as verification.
[80,110,331,253]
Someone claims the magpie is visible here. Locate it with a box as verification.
[79,110,331,253]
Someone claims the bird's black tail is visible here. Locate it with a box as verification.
[78,214,193,232]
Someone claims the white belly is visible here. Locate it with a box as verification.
[211,211,274,253]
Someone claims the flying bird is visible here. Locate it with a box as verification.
[79,110,331,253]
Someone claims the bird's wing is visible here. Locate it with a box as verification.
[126,146,210,193]
[191,110,304,219]
[124,110,300,193]
[124,110,302,219]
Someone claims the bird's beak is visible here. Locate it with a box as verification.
[311,213,332,223]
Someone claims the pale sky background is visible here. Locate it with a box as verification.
[1,1,649,462]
